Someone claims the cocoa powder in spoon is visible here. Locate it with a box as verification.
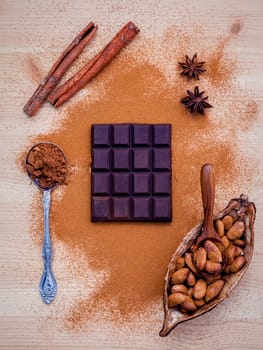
[26,143,67,188]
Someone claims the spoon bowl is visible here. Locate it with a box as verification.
[26,142,67,304]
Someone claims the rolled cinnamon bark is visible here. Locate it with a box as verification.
[23,22,98,116]
[48,21,140,108]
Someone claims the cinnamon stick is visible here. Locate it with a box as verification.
[48,21,140,108]
[23,22,98,116]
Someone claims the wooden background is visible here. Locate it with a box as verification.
[0,0,263,349]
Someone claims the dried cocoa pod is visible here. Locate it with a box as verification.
[171,268,190,284]
[186,272,196,287]
[230,256,246,273]
[205,260,222,274]
[160,195,255,337]
[181,296,197,312]
[193,279,207,299]
[171,284,188,295]
[227,221,245,240]
[204,240,222,263]
[168,293,186,307]
[215,219,224,237]
[205,280,225,302]
[194,247,207,271]
[184,252,198,274]
[222,215,233,230]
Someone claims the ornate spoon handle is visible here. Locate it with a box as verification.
[39,190,57,304]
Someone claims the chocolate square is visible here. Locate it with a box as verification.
[113,125,130,146]
[133,197,151,219]
[133,149,151,171]
[92,149,111,171]
[112,149,130,171]
[92,173,111,195]
[133,173,151,195]
[91,124,172,222]
[112,197,131,220]
[112,173,130,195]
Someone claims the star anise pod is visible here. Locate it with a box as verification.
[181,86,213,115]
[178,53,206,80]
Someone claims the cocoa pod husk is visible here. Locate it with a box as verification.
[229,209,238,222]
[160,194,255,337]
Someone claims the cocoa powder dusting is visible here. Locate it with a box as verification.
[27,26,258,329]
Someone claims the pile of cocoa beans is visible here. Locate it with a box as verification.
[168,211,247,313]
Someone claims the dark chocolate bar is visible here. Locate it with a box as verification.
[91,124,172,222]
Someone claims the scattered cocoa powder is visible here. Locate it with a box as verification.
[26,24,258,330]
[26,142,67,188]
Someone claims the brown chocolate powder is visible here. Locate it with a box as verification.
[26,142,67,189]
[26,26,258,329]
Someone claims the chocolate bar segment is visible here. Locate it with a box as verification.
[92,124,111,146]
[113,124,130,146]
[153,124,171,146]
[91,124,172,222]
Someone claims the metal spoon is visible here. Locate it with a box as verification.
[26,142,67,304]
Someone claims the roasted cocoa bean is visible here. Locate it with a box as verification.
[168,293,186,307]
[193,279,207,299]
[222,215,233,230]
[171,284,188,295]
[171,268,190,284]
[194,247,207,271]
[205,280,225,302]
[204,240,222,263]
[205,260,222,274]
[215,219,224,237]
[227,221,245,240]
[184,252,198,274]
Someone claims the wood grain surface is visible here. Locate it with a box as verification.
[0,0,263,349]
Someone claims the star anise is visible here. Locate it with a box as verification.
[178,53,206,80]
[181,86,213,115]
